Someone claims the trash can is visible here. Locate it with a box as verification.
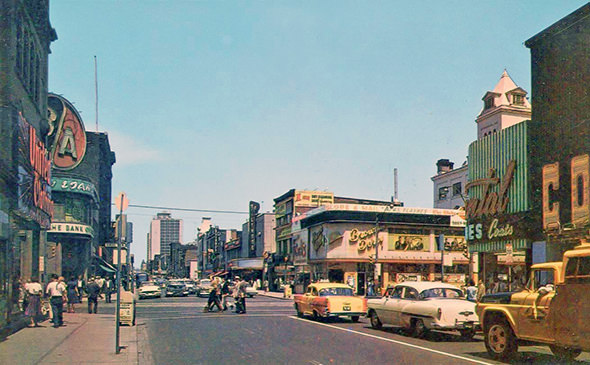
[283,285,292,299]
[119,290,136,326]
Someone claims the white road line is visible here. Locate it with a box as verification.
[290,316,494,365]
[146,314,290,321]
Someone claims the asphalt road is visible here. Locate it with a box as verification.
[134,294,590,365]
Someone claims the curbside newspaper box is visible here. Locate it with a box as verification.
[119,290,136,326]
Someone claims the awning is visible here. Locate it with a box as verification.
[100,264,116,273]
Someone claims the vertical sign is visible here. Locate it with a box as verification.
[249,201,260,257]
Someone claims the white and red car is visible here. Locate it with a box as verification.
[367,281,479,339]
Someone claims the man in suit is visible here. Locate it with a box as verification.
[86,278,101,314]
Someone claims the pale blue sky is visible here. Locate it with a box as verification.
[48,1,587,264]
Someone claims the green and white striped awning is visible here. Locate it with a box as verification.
[469,238,530,254]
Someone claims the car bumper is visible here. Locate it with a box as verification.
[326,311,365,317]
[139,292,161,298]
[432,320,480,331]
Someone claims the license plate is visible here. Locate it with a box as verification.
[343,306,351,311]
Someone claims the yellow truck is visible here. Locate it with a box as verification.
[476,243,590,361]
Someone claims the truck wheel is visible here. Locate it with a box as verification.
[351,315,360,323]
[411,318,429,338]
[485,318,518,360]
[295,304,303,318]
[369,311,382,329]
[549,345,581,361]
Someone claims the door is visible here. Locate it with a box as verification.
[517,268,555,341]
[383,286,404,325]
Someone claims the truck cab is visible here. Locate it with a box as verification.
[476,243,590,361]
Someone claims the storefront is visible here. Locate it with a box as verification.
[295,204,467,295]
[466,122,535,291]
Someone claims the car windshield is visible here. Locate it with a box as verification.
[319,287,354,296]
[141,281,156,287]
[169,284,183,289]
[420,287,464,299]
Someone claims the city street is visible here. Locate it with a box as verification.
[134,293,590,365]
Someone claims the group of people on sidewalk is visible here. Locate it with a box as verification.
[21,274,116,328]
[205,276,248,314]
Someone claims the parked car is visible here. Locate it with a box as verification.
[367,281,479,339]
[138,281,161,300]
[245,285,257,298]
[293,283,367,322]
[196,279,214,297]
[166,283,188,297]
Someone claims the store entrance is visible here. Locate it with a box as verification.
[328,269,344,283]
[357,272,366,296]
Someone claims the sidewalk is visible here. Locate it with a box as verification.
[0,304,140,365]
[256,290,292,300]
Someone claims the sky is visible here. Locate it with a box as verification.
[48,1,588,265]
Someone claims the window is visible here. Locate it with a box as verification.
[484,97,494,110]
[403,287,419,300]
[438,186,449,200]
[512,94,525,105]
[390,286,403,299]
[452,182,462,197]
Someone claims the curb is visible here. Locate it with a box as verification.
[256,292,292,300]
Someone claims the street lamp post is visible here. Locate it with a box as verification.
[374,204,395,294]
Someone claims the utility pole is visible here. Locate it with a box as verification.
[114,192,128,355]
[439,234,445,282]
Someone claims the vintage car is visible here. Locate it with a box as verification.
[293,283,367,322]
[367,281,479,339]
[476,243,590,361]
[182,280,197,294]
[245,285,257,298]
[166,283,188,297]
[138,281,162,300]
[196,279,214,297]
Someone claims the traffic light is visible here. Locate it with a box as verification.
[51,245,56,258]
[368,254,375,264]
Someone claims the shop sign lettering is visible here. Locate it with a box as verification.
[49,223,94,237]
[312,228,326,252]
[466,218,514,241]
[465,160,516,218]
[349,228,382,252]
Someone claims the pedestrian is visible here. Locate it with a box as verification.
[234,276,247,314]
[221,279,232,311]
[77,275,85,303]
[66,276,79,313]
[24,276,43,327]
[490,277,500,294]
[477,279,486,302]
[45,274,66,328]
[86,277,101,314]
[104,277,113,303]
[206,280,222,312]
[465,279,477,302]
[367,280,375,297]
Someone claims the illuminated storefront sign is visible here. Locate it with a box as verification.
[50,177,98,200]
[17,113,53,228]
[465,160,516,218]
[49,223,94,238]
[47,94,87,170]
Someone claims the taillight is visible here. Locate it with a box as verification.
[437,308,442,320]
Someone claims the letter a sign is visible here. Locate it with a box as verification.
[115,192,129,212]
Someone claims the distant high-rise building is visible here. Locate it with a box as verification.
[148,212,182,261]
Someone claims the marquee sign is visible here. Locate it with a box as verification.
[47,94,87,170]
[49,223,94,238]
[50,177,98,200]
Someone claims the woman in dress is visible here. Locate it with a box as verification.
[66,276,79,313]
[24,276,43,327]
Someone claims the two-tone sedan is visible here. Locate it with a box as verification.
[138,281,162,300]
[294,283,367,322]
[367,281,479,339]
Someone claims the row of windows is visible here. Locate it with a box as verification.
[483,94,526,111]
[438,182,462,200]
[483,129,497,137]
[15,12,43,106]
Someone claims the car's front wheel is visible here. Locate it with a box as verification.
[549,345,582,361]
[484,317,517,360]
[369,311,382,329]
